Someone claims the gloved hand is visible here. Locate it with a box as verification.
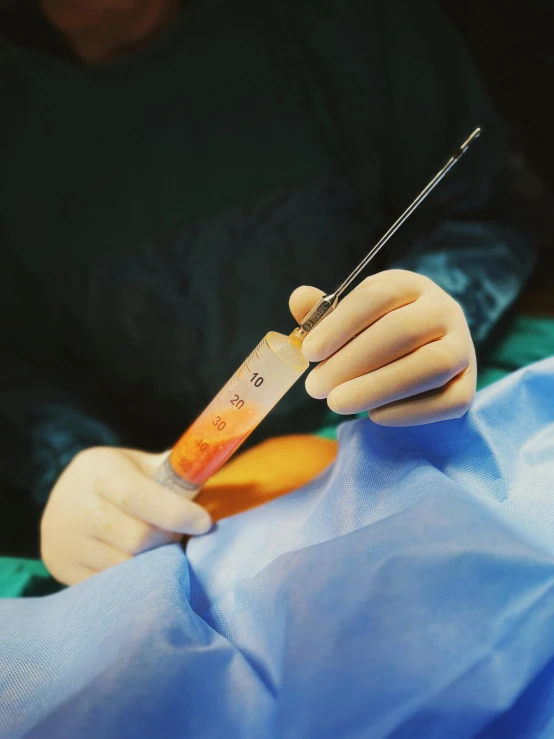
[290,269,476,426]
[41,447,212,585]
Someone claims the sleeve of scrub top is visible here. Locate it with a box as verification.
[0,248,121,528]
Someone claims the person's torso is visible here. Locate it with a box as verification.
[0,0,390,448]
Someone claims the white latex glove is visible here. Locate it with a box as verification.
[41,447,212,586]
[290,269,476,426]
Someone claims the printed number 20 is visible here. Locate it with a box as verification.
[231,394,245,409]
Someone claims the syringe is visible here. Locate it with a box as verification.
[154,128,481,495]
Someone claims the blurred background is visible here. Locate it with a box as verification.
[441,0,554,314]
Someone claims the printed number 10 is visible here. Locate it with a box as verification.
[251,373,264,388]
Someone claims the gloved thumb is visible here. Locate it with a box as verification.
[289,286,325,324]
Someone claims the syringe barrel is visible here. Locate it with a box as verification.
[153,331,309,496]
[153,458,201,498]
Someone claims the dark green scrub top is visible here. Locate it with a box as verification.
[0,0,534,553]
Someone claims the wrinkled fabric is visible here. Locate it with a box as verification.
[2,359,554,738]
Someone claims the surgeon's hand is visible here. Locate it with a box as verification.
[41,447,212,586]
[290,270,476,426]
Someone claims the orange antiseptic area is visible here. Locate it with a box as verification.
[169,407,260,487]
[196,435,338,522]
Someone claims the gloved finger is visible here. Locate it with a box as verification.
[41,542,98,586]
[368,368,476,426]
[123,448,170,477]
[326,334,469,415]
[305,298,448,399]
[289,286,325,324]
[95,461,212,535]
[79,539,133,573]
[89,498,182,554]
[72,565,99,585]
[54,564,98,587]
[302,271,422,362]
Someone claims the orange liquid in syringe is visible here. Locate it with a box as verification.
[169,405,260,487]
